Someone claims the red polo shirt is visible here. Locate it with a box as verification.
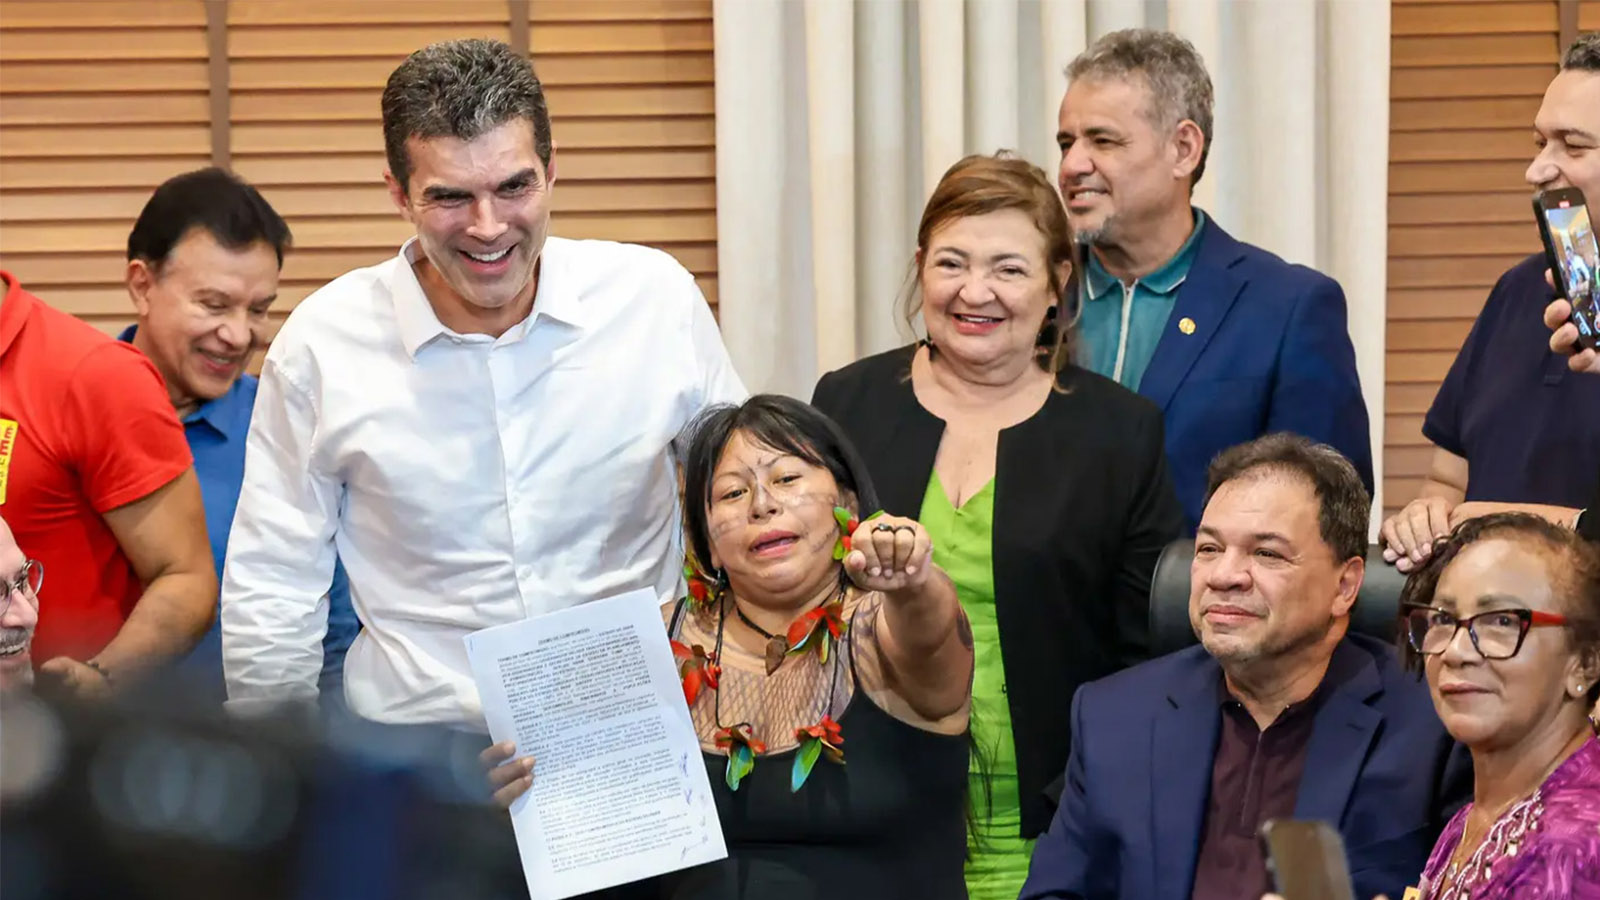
[0,271,193,663]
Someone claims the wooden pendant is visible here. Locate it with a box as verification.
[764,635,788,675]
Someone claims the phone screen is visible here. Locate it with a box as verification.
[1538,193,1600,346]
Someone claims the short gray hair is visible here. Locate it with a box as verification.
[1066,28,1215,186]
[1204,434,1371,564]
[381,39,552,191]
[1563,32,1600,71]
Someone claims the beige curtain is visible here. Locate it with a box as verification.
[714,0,1391,510]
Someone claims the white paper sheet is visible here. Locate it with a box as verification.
[464,588,726,900]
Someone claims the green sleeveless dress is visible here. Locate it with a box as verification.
[918,473,1034,899]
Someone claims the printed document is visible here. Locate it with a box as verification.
[464,589,725,900]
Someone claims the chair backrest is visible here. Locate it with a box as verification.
[1148,538,1409,657]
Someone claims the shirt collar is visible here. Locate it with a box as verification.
[184,375,254,439]
[1214,645,1343,721]
[389,236,585,359]
[1084,208,1208,300]
[116,323,252,439]
[0,271,37,359]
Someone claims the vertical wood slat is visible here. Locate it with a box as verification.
[206,0,230,167]
[1559,0,1579,53]
[509,0,530,59]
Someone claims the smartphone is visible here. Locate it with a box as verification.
[1534,187,1600,351]
[1260,819,1358,900]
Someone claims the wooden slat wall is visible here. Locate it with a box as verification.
[1385,0,1564,518]
[0,0,717,348]
[0,1,213,332]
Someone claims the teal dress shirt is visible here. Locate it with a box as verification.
[1079,210,1207,390]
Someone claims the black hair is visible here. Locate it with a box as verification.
[1204,433,1371,564]
[681,394,879,575]
[126,167,291,270]
[1397,512,1600,705]
[1562,31,1600,71]
[381,38,553,191]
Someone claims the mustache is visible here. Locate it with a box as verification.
[0,626,33,654]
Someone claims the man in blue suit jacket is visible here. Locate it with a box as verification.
[1058,30,1371,530]
[1020,435,1469,900]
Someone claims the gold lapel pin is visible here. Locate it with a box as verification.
[1178,317,1196,335]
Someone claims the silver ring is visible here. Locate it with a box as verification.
[893,525,916,535]
[872,523,897,533]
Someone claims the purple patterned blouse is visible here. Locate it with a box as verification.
[1418,734,1600,900]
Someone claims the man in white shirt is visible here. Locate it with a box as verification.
[221,39,746,727]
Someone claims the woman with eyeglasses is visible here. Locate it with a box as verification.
[1398,512,1600,899]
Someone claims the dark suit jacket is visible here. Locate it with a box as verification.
[812,346,1185,837]
[1019,634,1472,900]
[1143,218,1372,530]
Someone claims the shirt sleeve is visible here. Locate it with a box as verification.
[669,269,747,458]
[64,343,192,513]
[220,352,341,711]
[1421,282,1501,458]
[686,273,748,410]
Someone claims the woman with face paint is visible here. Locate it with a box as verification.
[811,153,1185,896]
[485,394,974,899]
[1398,514,1600,899]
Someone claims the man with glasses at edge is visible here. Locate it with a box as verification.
[0,515,43,692]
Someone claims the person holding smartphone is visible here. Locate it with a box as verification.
[1380,33,1600,573]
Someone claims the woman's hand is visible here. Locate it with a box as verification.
[844,515,933,595]
[479,740,535,810]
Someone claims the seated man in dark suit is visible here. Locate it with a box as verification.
[1058,29,1372,530]
[1020,433,1470,900]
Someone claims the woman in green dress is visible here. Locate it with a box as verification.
[813,153,1184,897]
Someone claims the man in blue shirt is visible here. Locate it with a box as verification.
[118,168,356,703]
[1379,33,1600,573]
[1058,29,1372,529]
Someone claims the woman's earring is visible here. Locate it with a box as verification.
[832,507,859,561]
[683,559,726,608]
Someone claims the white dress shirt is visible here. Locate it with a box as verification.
[221,236,747,726]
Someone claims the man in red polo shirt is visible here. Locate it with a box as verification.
[0,270,215,698]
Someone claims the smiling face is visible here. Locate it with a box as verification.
[1424,537,1593,751]
[0,518,38,691]
[385,117,553,333]
[705,431,850,609]
[1056,75,1197,248]
[919,208,1061,372]
[1190,470,1360,668]
[1527,69,1600,207]
[127,228,280,417]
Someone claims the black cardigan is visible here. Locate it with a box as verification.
[811,345,1185,837]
